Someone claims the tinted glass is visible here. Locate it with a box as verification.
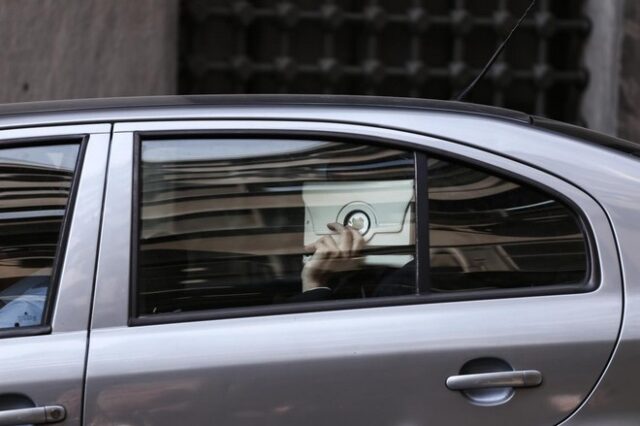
[0,143,79,329]
[137,139,416,316]
[428,158,588,292]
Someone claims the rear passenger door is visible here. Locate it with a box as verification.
[85,120,621,426]
[0,125,109,426]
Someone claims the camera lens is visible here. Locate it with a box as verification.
[344,210,370,235]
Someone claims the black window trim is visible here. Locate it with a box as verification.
[129,130,598,327]
[415,151,430,295]
[0,135,87,339]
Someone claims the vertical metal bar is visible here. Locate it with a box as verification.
[235,17,247,93]
[366,0,379,95]
[452,0,466,98]
[494,0,509,107]
[279,5,292,93]
[535,0,549,115]
[323,0,335,94]
[409,0,423,97]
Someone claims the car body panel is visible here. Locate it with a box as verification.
[0,125,109,426]
[53,132,110,333]
[88,132,132,331]
[85,120,622,425]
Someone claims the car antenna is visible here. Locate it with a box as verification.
[454,0,537,102]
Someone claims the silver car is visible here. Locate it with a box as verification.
[0,95,634,425]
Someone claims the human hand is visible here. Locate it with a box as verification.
[301,222,365,292]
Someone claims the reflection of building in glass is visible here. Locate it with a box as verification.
[428,158,587,292]
[138,140,416,314]
[0,144,79,305]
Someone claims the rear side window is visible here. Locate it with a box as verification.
[0,143,80,330]
[136,139,416,316]
[133,137,591,321]
[427,157,588,292]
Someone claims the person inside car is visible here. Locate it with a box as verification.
[0,274,48,328]
[295,222,415,301]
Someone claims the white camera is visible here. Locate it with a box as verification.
[302,180,415,266]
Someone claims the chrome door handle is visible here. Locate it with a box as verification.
[446,370,542,391]
[0,405,66,425]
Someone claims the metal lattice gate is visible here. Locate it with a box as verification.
[179,0,590,124]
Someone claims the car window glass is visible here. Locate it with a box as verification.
[137,138,416,316]
[0,143,80,330]
[427,157,588,292]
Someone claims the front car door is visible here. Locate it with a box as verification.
[85,118,621,425]
[0,124,109,425]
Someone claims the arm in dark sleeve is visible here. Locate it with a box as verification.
[287,286,333,303]
[374,260,417,297]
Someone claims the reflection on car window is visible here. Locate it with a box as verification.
[0,144,79,330]
[137,139,416,316]
[427,158,588,292]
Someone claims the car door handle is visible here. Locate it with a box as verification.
[0,405,66,426]
[446,370,543,391]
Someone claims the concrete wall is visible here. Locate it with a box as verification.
[581,0,640,142]
[0,0,178,103]
[618,0,640,142]
[581,0,624,137]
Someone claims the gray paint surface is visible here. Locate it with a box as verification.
[53,131,110,333]
[0,0,177,103]
[86,116,623,425]
[0,126,109,426]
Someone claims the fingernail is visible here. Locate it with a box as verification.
[327,223,337,231]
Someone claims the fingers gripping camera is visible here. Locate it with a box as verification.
[303,180,415,266]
